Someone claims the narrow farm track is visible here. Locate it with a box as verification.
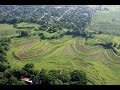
[72,38,102,56]
[75,38,103,55]
[105,49,120,64]
[61,45,76,55]
[102,51,120,69]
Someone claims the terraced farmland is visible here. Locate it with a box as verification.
[75,38,103,55]
[6,35,120,85]
[105,49,120,64]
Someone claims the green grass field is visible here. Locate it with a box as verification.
[16,22,40,29]
[0,24,18,37]
[90,6,120,35]
[5,32,120,85]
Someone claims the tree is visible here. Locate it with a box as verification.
[20,30,29,37]
[25,63,34,68]
[70,70,87,85]
[0,47,6,55]
[58,74,70,83]
[7,76,25,85]
[22,63,37,78]
[48,70,62,84]
[0,62,10,72]
[103,42,113,49]
[113,43,117,47]
[23,63,34,70]
[39,33,45,39]
[3,69,14,78]
[52,79,63,85]
[26,69,39,79]
[16,30,21,37]
[117,44,120,49]
[32,69,51,85]
[0,72,8,85]
[38,69,51,85]
[98,31,102,34]
[10,69,29,79]
[16,30,30,37]
[112,18,115,22]
[0,55,7,62]
[0,38,11,62]
[32,76,40,85]
[13,24,17,28]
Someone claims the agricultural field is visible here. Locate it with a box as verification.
[0,23,41,39]
[0,24,18,37]
[6,31,120,84]
[16,22,40,30]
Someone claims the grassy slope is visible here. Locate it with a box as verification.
[0,23,40,38]
[0,24,18,37]
[6,34,120,85]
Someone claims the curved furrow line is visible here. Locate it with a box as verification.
[13,45,50,60]
[13,40,64,60]
[18,39,38,57]
[17,45,61,60]
[73,39,102,56]
[13,37,73,60]
[75,38,103,55]
[26,41,46,54]
[17,41,51,58]
[71,38,117,64]
[105,49,120,64]
[13,38,46,59]
[20,45,51,59]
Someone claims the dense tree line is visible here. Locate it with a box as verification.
[0,38,11,62]
[16,30,30,37]
[32,69,87,85]
[0,62,88,85]
[0,38,24,85]
[0,67,88,85]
